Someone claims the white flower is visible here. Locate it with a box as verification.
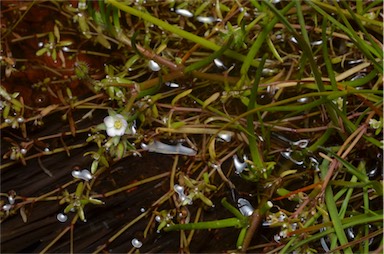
[104,114,128,137]
[369,118,381,129]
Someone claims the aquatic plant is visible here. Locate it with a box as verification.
[1,0,382,253]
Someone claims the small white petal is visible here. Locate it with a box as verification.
[106,128,118,137]
[104,116,115,128]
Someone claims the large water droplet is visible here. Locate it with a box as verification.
[196,16,216,23]
[233,155,247,174]
[237,198,254,216]
[148,60,160,72]
[71,169,92,181]
[131,238,142,248]
[2,204,12,211]
[57,213,68,222]
[214,58,226,69]
[175,9,193,18]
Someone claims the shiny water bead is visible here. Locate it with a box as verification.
[131,238,142,248]
[141,141,196,156]
[175,9,193,18]
[148,60,160,71]
[297,97,309,103]
[213,58,225,69]
[237,198,254,216]
[2,204,12,211]
[217,131,233,142]
[233,155,247,174]
[196,16,216,23]
[8,196,15,205]
[71,169,92,181]
[291,139,309,148]
[165,82,179,88]
[57,213,67,222]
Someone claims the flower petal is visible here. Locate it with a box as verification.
[106,128,117,137]
[104,116,115,128]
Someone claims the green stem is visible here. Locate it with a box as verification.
[322,161,353,253]
[247,54,268,170]
[106,0,257,67]
[163,218,244,231]
[321,16,337,91]
[221,198,245,220]
[184,35,233,73]
[238,1,295,87]
[263,0,340,131]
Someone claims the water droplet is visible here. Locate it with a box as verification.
[141,141,196,156]
[71,169,92,181]
[214,58,226,69]
[237,198,254,216]
[155,215,162,222]
[290,36,298,44]
[165,82,179,88]
[44,147,50,152]
[350,73,366,81]
[20,148,27,155]
[262,68,277,76]
[174,184,184,194]
[175,9,193,18]
[131,238,142,248]
[8,196,15,205]
[62,46,70,52]
[16,117,24,123]
[348,59,364,65]
[174,184,192,205]
[310,157,320,172]
[233,155,247,174]
[291,222,298,230]
[140,208,145,213]
[281,150,304,166]
[217,131,233,142]
[2,204,12,211]
[310,40,323,46]
[278,212,287,221]
[196,16,216,23]
[148,60,160,71]
[57,213,67,222]
[297,97,309,103]
[346,227,355,240]
[38,42,44,47]
[291,139,309,148]
[4,118,12,124]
